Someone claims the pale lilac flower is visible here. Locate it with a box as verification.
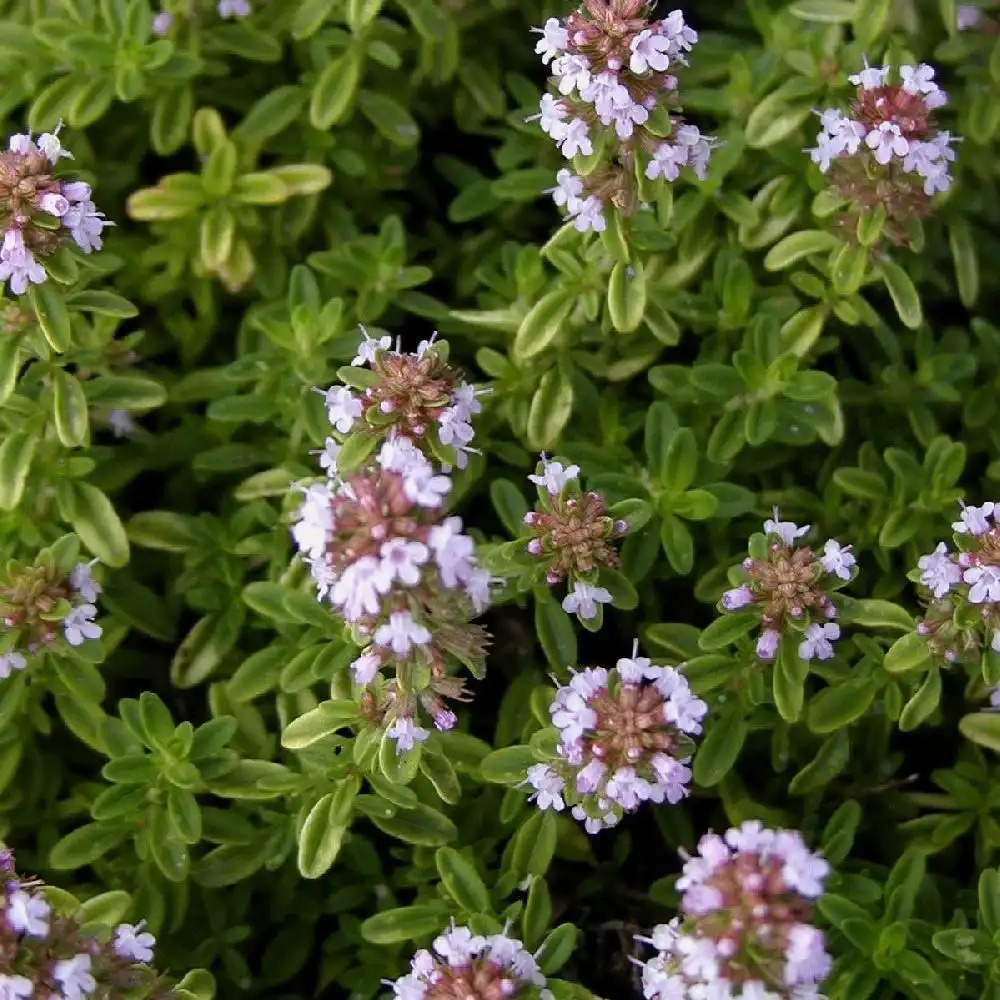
[322,386,362,433]
[317,437,341,473]
[562,582,612,619]
[53,953,96,1000]
[580,72,631,119]
[350,650,381,685]
[152,10,173,35]
[5,888,50,937]
[69,561,101,603]
[549,168,584,211]
[525,763,566,811]
[953,502,994,536]
[0,975,33,1000]
[756,628,779,661]
[799,622,840,662]
[569,194,606,233]
[820,539,855,580]
[533,17,568,64]
[918,542,961,598]
[528,456,579,494]
[630,29,673,74]
[108,409,137,438]
[0,228,46,296]
[386,716,430,753]
[428,517,475,588]
[113,922,156,963]
[535,94,569,140]
[331,556,386,620]
[62,198,113,252]
[964,564,1000,605]
[721,585,754,610]
[646,142,689,181]
[351,328,391,366]
[217,0,251,17]
[0,651,26,680]
[63,604,101,646]
[900,63,938,96]
[373,610,432,656]
[866,122,909,164]
[849,60,890,89]
[605,99,649,139]
[378,538,429,588]
[552,53,592,96]
[763,509,810,547]
[958,5,983,29]
[38,191,69,217]
[557,118,592,159]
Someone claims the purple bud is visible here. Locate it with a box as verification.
[38,192,69,217]
[527,539,542,555]
[380,400,396,413]
[613,519,628,535]
[524,512,538,526]
[152,10,173,35]
[917,622,930,635]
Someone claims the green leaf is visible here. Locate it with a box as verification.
[698,612,757,651]
[435,847,492,914]
[359,904,447,945]
[744,95,812,149]
[29,281,72,352]
[297,778,358,878]
[764,231,841,271]
[788,0,856,21]
[534,590,578,669]
[536,924,578,976]
[369,802,458,846]
[597,567,639,611]
[309,51,361,129]
[661,427,698,494]
[490,479,528,537]
[693,714,747,786]
[882,631,931,674]
[949,219,979,309]
[773,635,808,722]
[0,430,38,511]
[959,712,1000,753]
[839,598,913,632]
[69,482,130,567]
[513,288,576,361]
[126,511,200,551]
[879,260,923,330]
[660,514,694,575]
[807,678,877,734]
[527,366,574,452]
[480,745,537,785]
[899,666,941,731]
[49,822,130,870]
[281,701,360,750]
[51,369,90,448]
[607,261,646,333]
[358,90,420,146]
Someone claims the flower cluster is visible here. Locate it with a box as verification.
[387,924,552,1000]
[0,848,174,999]
[719,510,855,664]
[523,455,627,624]
[912,502,1000,665]
[322,331,487,473]
[525,641,706,833]
[0,549,102,679]
[151,1,252,36]
[1,127,110,296]
[531,3,715,232]
[637,823,831,1000]
[808,62,958,246]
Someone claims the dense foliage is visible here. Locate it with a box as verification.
[2,0,1000,998]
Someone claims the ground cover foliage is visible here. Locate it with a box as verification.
[1,0,1000,998]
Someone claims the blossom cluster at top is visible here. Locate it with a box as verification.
[531,2,715,232]
[523,455,627,624]
[719,510,856,663]
[525,641,707,833]
[292,434,491,747]
[0,847,172,999]
[152,1,251,35]
[321,331,487,474]
[0,557,102,679]
[388,923,552,1000]
[914,502,1000,665]
[0,127,110,297]
[637,822,831,1000]
[808,62,958,244]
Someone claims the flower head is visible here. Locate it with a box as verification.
[638,824,831,1000]
[527,642,705,833]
